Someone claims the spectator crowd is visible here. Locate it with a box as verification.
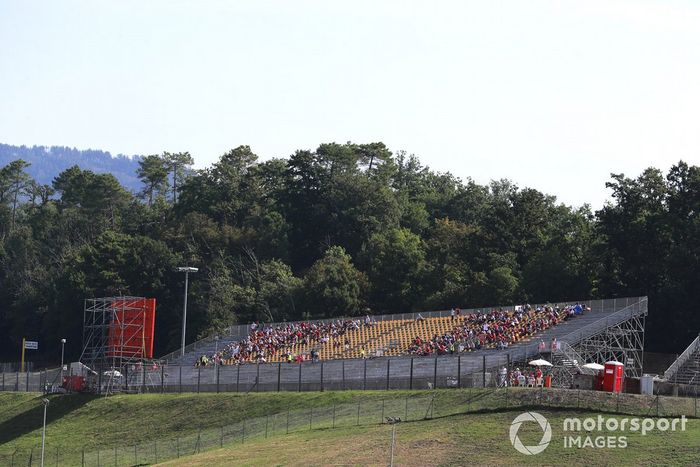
[197,317,373,366]
[405,303,588,356]
[195,303,589,366]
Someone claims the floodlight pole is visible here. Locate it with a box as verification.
[41,398,49,467]
[178,267,198,357]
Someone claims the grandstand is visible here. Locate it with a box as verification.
[156,297,647,391]
[664,334,700,385]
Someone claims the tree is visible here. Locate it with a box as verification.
[137,155,169,205]
[302,246,368,318]
[0,160,32,230]
[163,152,194,204]
[366,228,427,313]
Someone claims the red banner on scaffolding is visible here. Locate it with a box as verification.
[106,298,156,359]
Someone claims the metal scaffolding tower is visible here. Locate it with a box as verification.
[80,296,156,394]
[572,297,647,378]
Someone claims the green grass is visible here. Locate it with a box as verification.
[0,389,475,461]
[0,388,697,466]
[161,409,700,466]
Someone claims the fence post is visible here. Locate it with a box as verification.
[405,396,409,421]
[256,363,260,392]
[381,399,385,423]
[298,363,302,392]
[656,395,660,417]
[363,359,367,390]
[236,364,240,393]
[386,359,391,390]
[98,368,102,395]
[125,364,129,392]
[179,365,182,393]
[332,404,336,429]
[309,407,313,430]
[197,367,201,394]
[15,371,19,391]
[433,357,438,389]
[2,372,4,391]
[320,361,324,392]
[277,363,281,392]
[161,365,165,393]
[357,401,361,425]
[457,356,461,388]
[482,355,486,388]
[409,358,414,390]
[286,406,290,434]
[216,364,220,393]
[342,360,345,390]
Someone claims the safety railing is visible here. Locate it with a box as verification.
[664,333,700,380]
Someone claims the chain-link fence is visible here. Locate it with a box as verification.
[1,382,698,467]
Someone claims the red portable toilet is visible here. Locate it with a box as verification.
[602,361,624,393]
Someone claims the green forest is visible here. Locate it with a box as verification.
[0,143,698,363]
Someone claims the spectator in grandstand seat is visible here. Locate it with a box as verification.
[416,313,425,322]
[360,347,366,359]
[538,339,546,353]
[550,337,558,351]
[450,308,456,321]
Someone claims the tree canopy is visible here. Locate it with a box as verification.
[0,144,697,364]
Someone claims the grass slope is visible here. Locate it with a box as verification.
[0,389,462,456]
[161,409,700,467]
[1,388,698,466]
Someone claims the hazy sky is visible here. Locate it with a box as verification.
[1,0,699,209]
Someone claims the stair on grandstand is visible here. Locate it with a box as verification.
[664,334,700,386]
[548,342,595,388]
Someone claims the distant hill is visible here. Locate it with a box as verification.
[0,143,143,193]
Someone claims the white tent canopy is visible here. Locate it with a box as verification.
[528,359,553,367]
[582,362,605,371]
